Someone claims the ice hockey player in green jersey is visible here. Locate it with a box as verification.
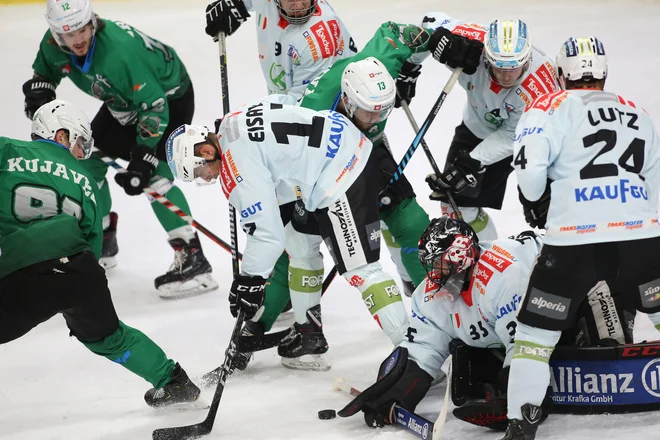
[300,22,435,292]
[0,100,200,409]
[22,0,217,297]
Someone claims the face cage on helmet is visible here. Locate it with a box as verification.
[276,0,317,25]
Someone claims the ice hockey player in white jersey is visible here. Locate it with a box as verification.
[204,0,355,100]
[413,15,560,240]
[337,216,546,430]
[166,101,410,349]
[504,37,660,440]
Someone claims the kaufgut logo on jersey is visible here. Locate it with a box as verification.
[575,179,648,203]
[326,112,347,158]
[550,357,660,406]
[514,126,543,143]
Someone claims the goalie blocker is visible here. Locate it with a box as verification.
[451,340,660,418]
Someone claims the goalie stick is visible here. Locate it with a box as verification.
[332,378,435,440]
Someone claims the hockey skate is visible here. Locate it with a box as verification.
[155,234,218,299]
[100,212,119,269]
[500,404,542,440]
[278,305,330,371]
[144,363,202,409]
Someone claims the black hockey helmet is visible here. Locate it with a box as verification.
[275,0,318,25]
[418,216,480,289]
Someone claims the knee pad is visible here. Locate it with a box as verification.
[344,262,408,344]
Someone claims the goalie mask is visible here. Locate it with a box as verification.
[418,216,480,300]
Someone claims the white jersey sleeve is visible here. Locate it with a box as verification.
[250,0,355,99]
[514,90,660,245]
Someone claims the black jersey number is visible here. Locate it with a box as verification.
[580,129,645,179]
[269,103,326,148]
[469,321,490,340]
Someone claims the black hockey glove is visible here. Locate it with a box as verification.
[394,61,422,108]
[23,78,56,120]
[338,347,433,428]
[518,179,551,229]
[205,0,251,40]
[229,275,266,320]
[426,151,483,199]
[114,145,158,196]
[428,27,483,75]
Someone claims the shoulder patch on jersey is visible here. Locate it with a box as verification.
[535,64,557,94]
[529,90,568,113]
[481,250,513,273]
[310,21,338,59]
[490,244,516,261]
[302,30,320,62]
[452,23,487,42]
[474,261,494,286]
[520,74,547,100]
[220,151,238,199]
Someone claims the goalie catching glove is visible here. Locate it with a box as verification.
[229,275,266,320]
[338,347,432,427]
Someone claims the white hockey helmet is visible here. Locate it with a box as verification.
[166,124,214,184]
[31,99,94,159]
[484,19,532,70]
[341,57,395,124]
[275,0,318,25]
[556,37,608,87]
[45,0,98,49]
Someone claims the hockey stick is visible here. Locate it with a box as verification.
[431,357,452,440]
[152,33,243,440]
[97,154,243,257]
[332,378,435,440]
[399,100,462,220]
[387,68,462,186]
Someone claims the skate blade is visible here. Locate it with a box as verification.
[158,274,219,299]
[99,256,117,269]
[281,354,331,371]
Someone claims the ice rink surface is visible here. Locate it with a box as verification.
[1,0,659,438]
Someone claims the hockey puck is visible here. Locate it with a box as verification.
[318,409,336,420]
